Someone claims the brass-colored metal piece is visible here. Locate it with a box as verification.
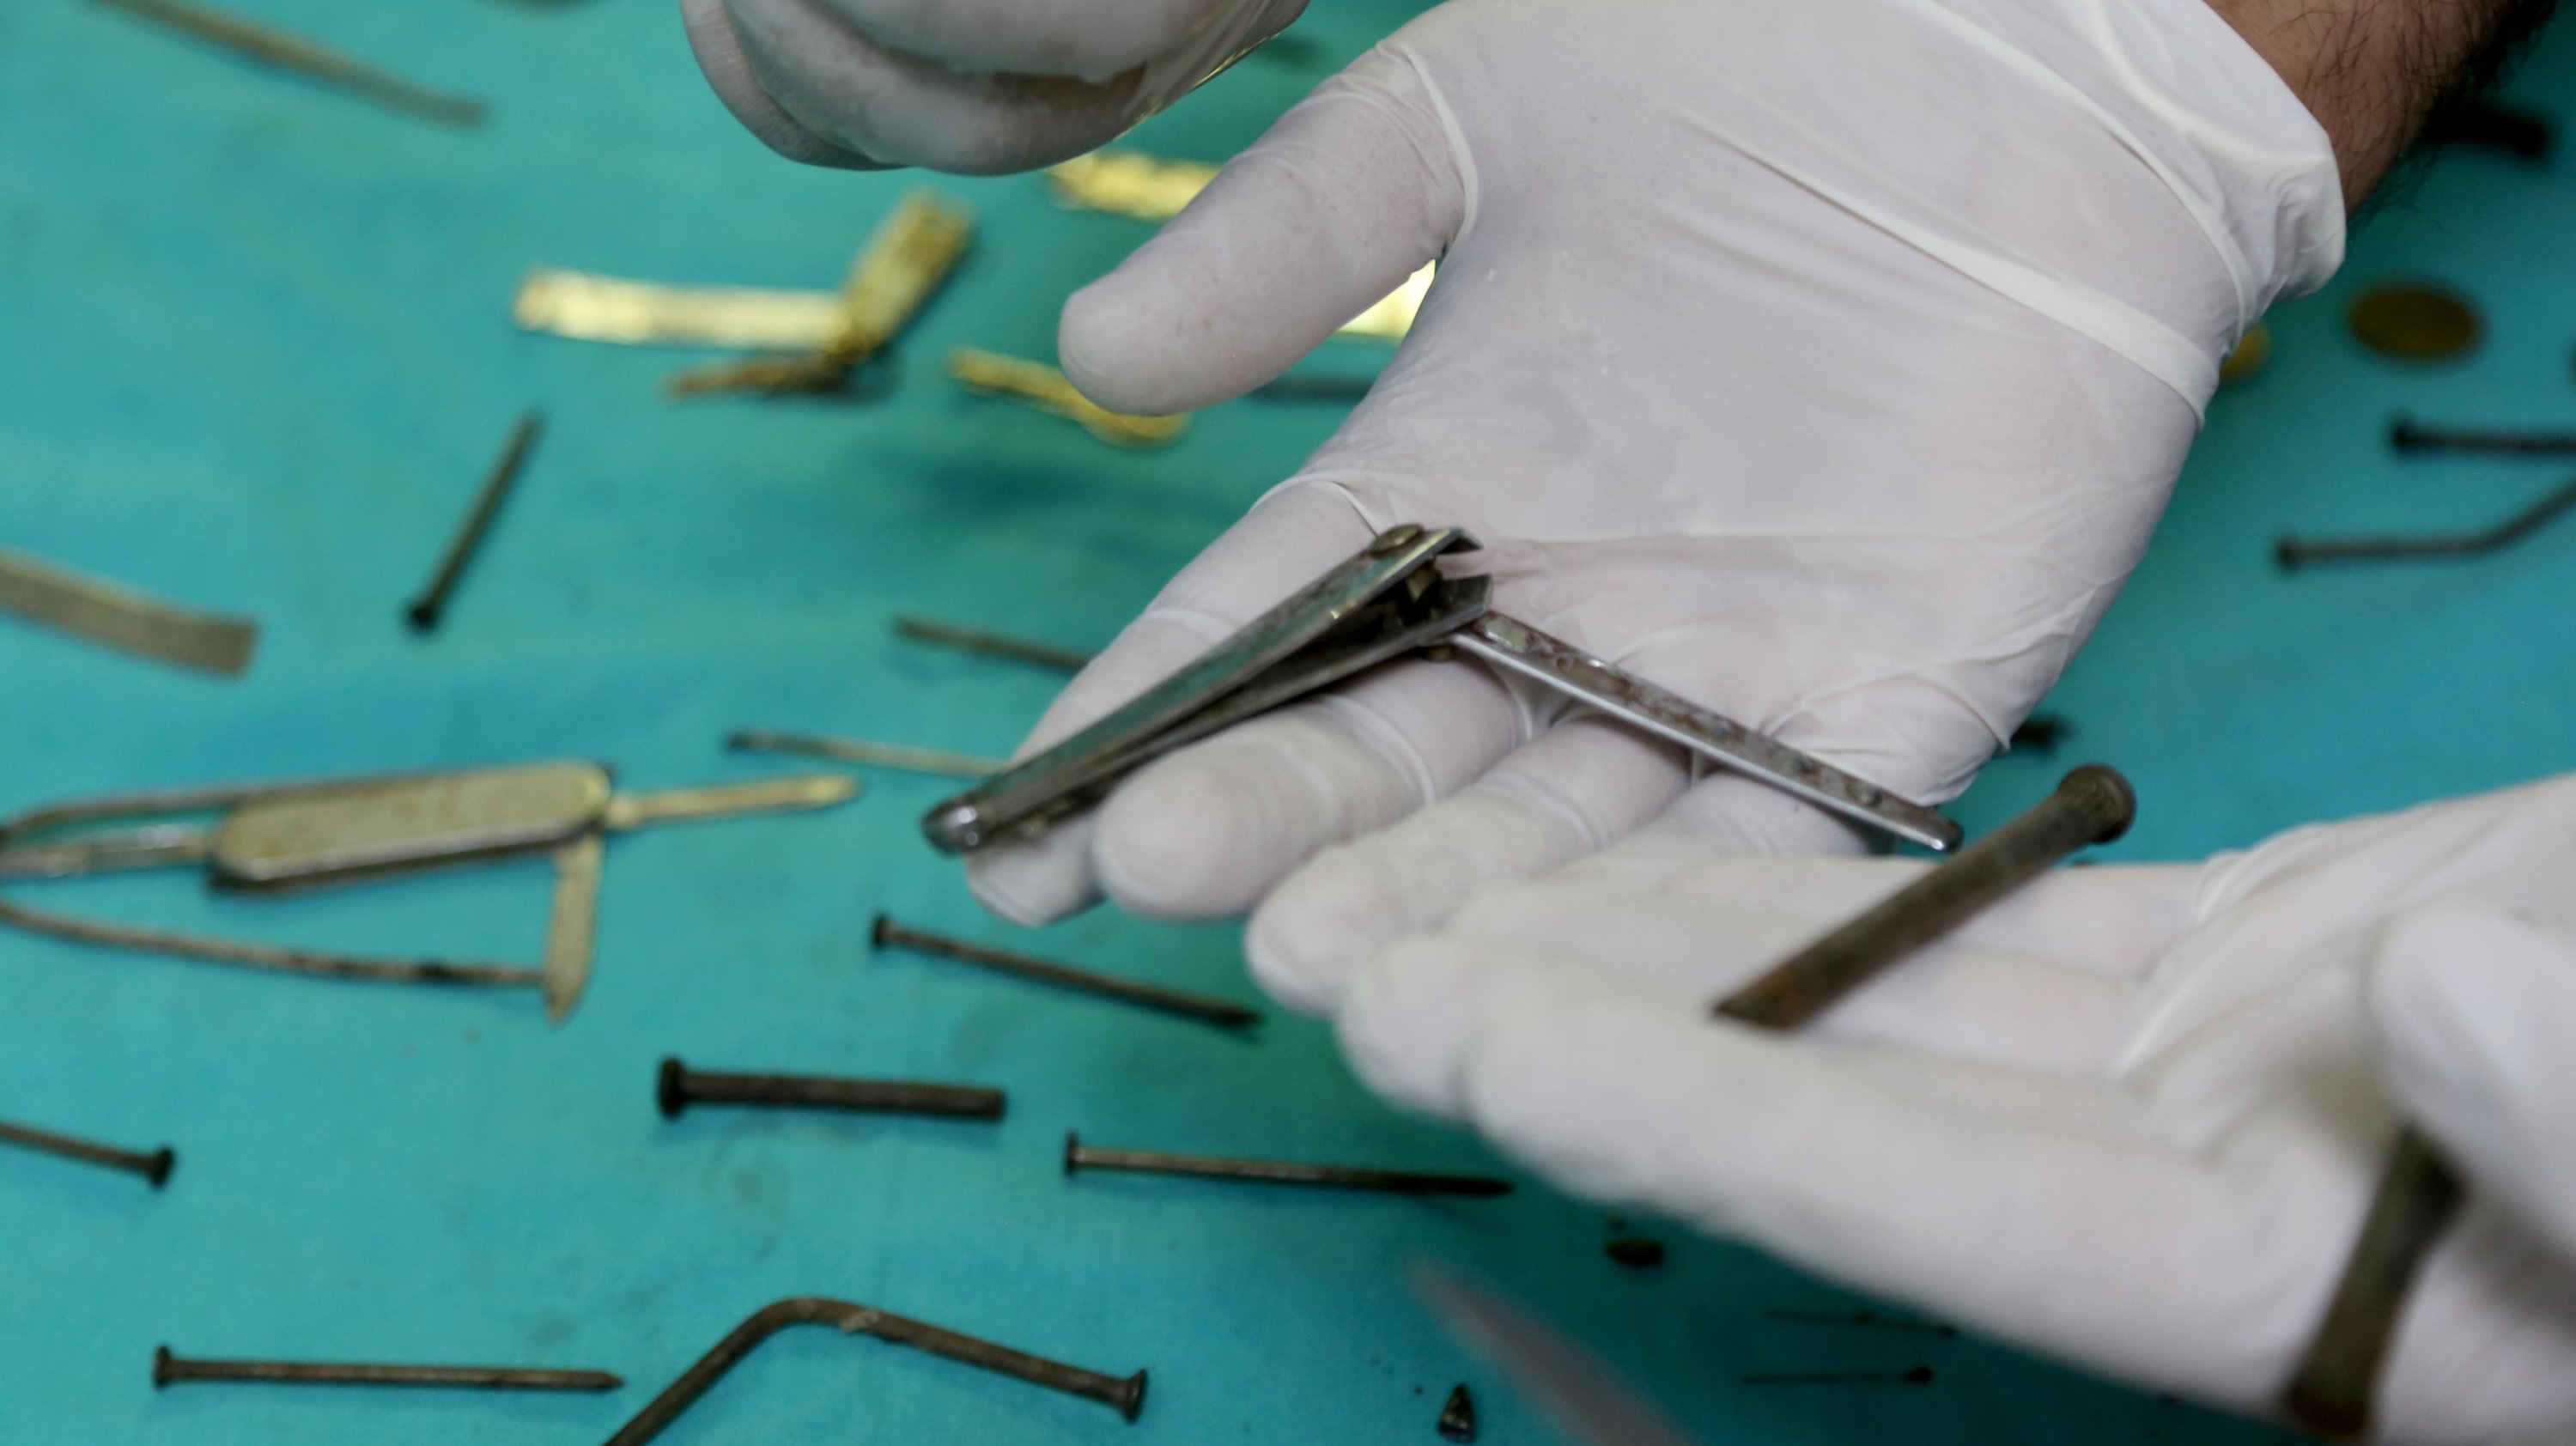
[2281,1129,2464,1439]
[0,546,256,677]
[728,728,1005,780]
[1042,149,1431,341]
[948,348,1188,447]
[599,775,860,830]
[2347,283,2482,362]
[212,762,612,889]
[667,191,974,397]
[2217,324,2271,386]
[91,0,484,127]
[514,271,853,349]
[541,833,603,1024]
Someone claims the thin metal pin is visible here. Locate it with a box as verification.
[2276,477,2576,569]
[893,614,1093,672]
[605,1296,1145,1445]
[406,411,543,632]
[871,914,1260,1030]
[2281,1129,2464,1439]
[2391,416,2576,456]
[1741,1366,1934,1387]
[658,1058,1004,1121]
[1063,1132,1511,1197]
[728,728,1005,780]
[0,1117,174,1186]
[154,1346,619,1391]
[1253,374,1377,402]
[0,895,544,989]
[1765,1308,1958,1339]
[1715,765,2134,1030]
[92,0,486,127]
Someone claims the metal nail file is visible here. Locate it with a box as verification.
[922,526,1958,855]
[0,546,257,676]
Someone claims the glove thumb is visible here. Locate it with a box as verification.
[2368,903,2576,1268]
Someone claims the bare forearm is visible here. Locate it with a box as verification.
[2208,0,2559,207]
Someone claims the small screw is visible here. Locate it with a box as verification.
[872,914,1261,1030]
[656,1057,1005,1121]
[0,1116,175,1187]
[1063,1132,1511,1197]
[1742,1365,1935,1386]
[404,410,542,633]
[154,1346,619,1391]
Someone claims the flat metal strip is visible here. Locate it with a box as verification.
[0,547,256,676]
[0,825,212,880]
[541,833,604,1024]
[1454,613,1959,853]
[600,775,860,832]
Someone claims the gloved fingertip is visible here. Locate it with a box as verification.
[1336,939,1498,1120]
[1091,758,1277,920]
[1059,272,1206,416]
[2366,907,2551,1102]
[1245,849,1418,1016]
[963,827,1103,927]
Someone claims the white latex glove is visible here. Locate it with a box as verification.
[1336,775,2576,1442]
[678,0,1305,173]
[964,0,2346,1012]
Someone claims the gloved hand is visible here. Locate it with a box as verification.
[966,0,2345,1014]
[677,0,1305,173]
[1335,775,2576,1442]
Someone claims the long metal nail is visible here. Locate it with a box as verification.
[2281,1128,2464,1439]
[406,410,542,632]
[1715,765,2134,1030]
[1253,374,1376,402]
[1765,1308,1958,1339]
[893,614,1093,672]
[91,0,486,127]
[154,1346,618,1391]
[2276,477,2576,569]
[1063,1133,1510,1197]
[871,914,1260,1030]
[2391,416,2576,456]
[729,728,1005,780]
[0,1117,175,1186]
[605,1296,1145,1445]
[658,1057,1004,1121]
[1741,1366,1934,1386]
[0,895,544,988]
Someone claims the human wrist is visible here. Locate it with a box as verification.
[2201,0,2558,208]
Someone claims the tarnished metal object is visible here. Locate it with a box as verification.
[658,1058,1005,1121]
[924,525,1957,859]
[407,411,540,632]
[91,0,484,127]
[1063,1133,1510,1197]
[212,762,611,888]
[540,833,603,1024]
[155,1346,618,1391]
[1714,765,2132,1030]
[2276,477,2576,568]
[2391,416,2576,456]
[894,614,1092,672]
[514,272,851,349]
[2281,1129,2464,1440]
[1438,1383,1478,1442]
[0,546,256,676]
[729,728,1005,781]
[605,1296,1145,1445]
[599,775,858,830]
[947,348,1188,447]
[2347,283,2482,361]
[872,914,1260,1030]
[0,1116,175,1187]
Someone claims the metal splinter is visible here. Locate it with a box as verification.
[1064,1133,1511,1197]
[605,1297,1145,1445]
[657,1057,1004,1121]
[871,914,1260,1030]
[1715,765,2135,1030]
[0,1116,175,1186]
[155,1346,618,1391]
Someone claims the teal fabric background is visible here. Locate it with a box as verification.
[2,2,2569,1441]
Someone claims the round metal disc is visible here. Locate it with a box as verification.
[2348,283,2482,361]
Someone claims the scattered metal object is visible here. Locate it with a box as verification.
[1741,1367,1934,1387]
[729,728,1005,781]
[406,410,541,632]
[895,614,1093,673]
[871,914,1260,1030]
[2346,283,2482,362]
[1416,1266,1700,1446]
[92,0,484,127]
[926,526,1959,859]
[605,1296,1145,1446]
[1255,374,1380,402]
[1063,1133,1510,1197]
[657,1057,1004,1121]
[1043,150,1431,341]
[0,1116,174,1186]
[667,191,974,397]
[2275,477,2576,569]
[947,348,1189,447]
[2216,323,2271,386]
[1715,765,2133,1030]
[1766,1308,1958,1339]
[1604,1237,1666,1269]
[2390,416,2576,457]
[0,763,856,1019]
[516,271,854,349]
[0,546,256,676]
[2281,1129,2464,1440]
[2423,98,2554,160]
[154,1346,617,1391]
[2008,713,2069,755]
[1437,1382,1478,1442]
